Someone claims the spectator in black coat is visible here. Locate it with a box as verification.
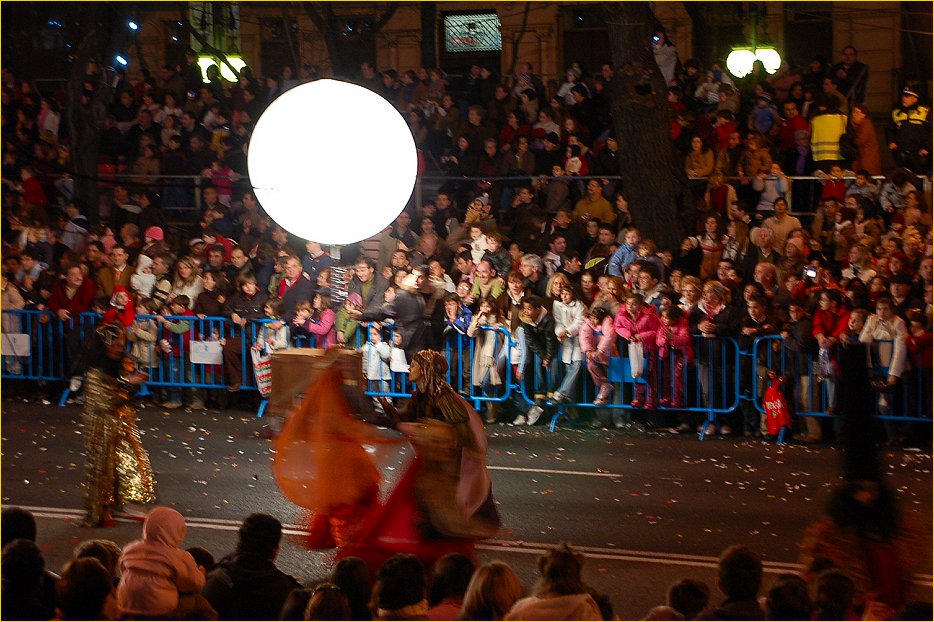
[202,513,301,620]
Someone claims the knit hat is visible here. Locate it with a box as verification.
[144,226,164,241]
[346,293,363,307]
[472,195,491,207]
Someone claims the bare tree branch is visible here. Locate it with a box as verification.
[508,2,532,77]
[182,22,240,79]
[373,3,399,32]
[281,6,300,71]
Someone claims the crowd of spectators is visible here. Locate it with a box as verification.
[0,40,931,443]
[3,503,930,620]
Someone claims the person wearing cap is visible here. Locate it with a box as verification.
[747,93,781,136]
[889,273,922,320]
[886,86,931,174]
[568,84,601,138]
[142,226,169,257]
[557,66,588,106]
[534,130,564,175]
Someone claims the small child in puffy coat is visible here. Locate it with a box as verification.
[614,294,661,410]
[656,305,694,408]
[117,506,213,619]
[579,306,617,406]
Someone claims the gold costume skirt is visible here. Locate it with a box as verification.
[81,368,156,525]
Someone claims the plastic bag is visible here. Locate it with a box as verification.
[764,377,792,435]
[818,347,838,380]
[628,341,644,378]
[251,348,273,398]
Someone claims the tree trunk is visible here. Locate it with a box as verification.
[66,30,108,227]
[604,2,689,252]
[304,2,399,79]
[420,2,437,69]
[682,3,711,65]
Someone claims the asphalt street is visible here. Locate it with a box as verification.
[2,395,931,620]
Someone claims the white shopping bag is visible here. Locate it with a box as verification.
[1,333,30,357]
[628,341,644,378]
[189,340,223,365]
[389,347,409,373]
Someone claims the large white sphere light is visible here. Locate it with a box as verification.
[248,79,417,245]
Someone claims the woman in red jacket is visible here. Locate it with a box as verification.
[49,263,97,394]
[811,289,851,420]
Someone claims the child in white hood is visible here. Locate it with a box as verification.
[131,254,156,298]
[117,506,212,619]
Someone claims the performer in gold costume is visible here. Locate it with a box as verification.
[77,322,156,527]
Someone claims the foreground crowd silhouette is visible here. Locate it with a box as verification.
[2,500,931,621]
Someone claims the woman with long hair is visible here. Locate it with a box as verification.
[504,543,602,620]
[169,255,203,309]
[458,562,524,621]
[681,214,728,280]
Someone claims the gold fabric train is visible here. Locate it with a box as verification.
[79,367,156,526]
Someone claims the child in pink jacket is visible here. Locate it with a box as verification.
[614,294,661,410]
[580,306,618,405]
[117,506,208,619]
[656,305,695,408]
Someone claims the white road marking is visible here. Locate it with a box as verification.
[18,504,932,585]
[487,466,623,477]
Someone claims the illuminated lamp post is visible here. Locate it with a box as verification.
[725,7,781,79]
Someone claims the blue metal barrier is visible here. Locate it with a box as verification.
[0,309,65,381]
[510,333,742,437]
[4,310,929,441]
[751,336,931,443]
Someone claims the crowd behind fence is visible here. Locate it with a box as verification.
[2,309,928,441]
[35,170,931,225]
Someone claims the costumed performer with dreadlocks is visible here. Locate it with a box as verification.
[76,321,156,527]
[376,349,501,539]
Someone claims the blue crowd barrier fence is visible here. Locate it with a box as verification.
[2,311,930,440]
[510,334,742,436]
[751,335,932,444]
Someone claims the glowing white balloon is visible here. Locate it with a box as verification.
[248,79,417,245]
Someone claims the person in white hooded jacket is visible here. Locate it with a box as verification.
[130,254,156,298]
[859,296,909,444]
[117,506,213,619]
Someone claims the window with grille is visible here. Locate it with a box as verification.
[443,12,502,53]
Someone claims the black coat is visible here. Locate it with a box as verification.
[202,553,301,621]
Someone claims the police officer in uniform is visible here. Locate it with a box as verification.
[886,86,932,174]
